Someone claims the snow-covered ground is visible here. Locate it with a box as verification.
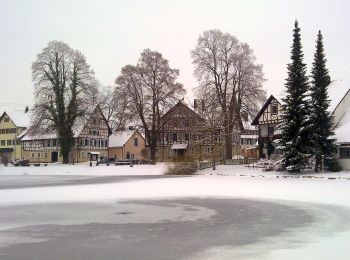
[200,164,350,179]
[1,164,350,259]
[0,162,166,176]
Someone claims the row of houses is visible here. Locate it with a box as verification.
[1,80,349,169]
[0,101,257,164]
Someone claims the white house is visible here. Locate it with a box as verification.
[330,80,350,170]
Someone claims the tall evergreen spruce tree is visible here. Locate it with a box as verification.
[309,31,336,172]
[281,21,311,172]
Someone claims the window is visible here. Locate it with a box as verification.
[0,140,5,145]
[185,133,189,141]
[45,153,48,158]
[131,154,135,159]
[31,153,35,158]
[12,140,16,145]
[173,133,177,141]
[340,147,350,158]
[7,140,12,145]
[38,153,41,158]
[85,139,89,146]
[268,126,274,136]
[4,117,9,122]
[126,152,130,160]
[271,104,278,115]
[134,138,138,147]
[184,120,189,127]
[52,139,57,146]
[169,133,173,141]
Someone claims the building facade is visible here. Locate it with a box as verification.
[0,111,30,162]
[240,127,259,159]
[251,95,283,159]
[332,88,350,170]
[152,101,216,161]
[108,130,145,160]
[152,101,247,162]
[21,106,110,163]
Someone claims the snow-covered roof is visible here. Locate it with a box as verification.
[329,79,350,143]
[1,111,31,128]
[328,79,350,113]
[242,120,256,130]
[109,130,135,147]
[22,133,58,141]
[241,134,258,139]
[334,92,350,143]
[171,144,188,150]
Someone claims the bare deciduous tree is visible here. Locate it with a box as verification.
[116,49,185,160]
[99,85,132,130]
[191,30,266,159]
[194,91,223,169]
[31,41,98,164]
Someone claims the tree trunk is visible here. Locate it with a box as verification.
[225,131,232,160]
[59,135,75,164]
[314,156,320,172]
[223,116,233,160]
[149,141,157,161]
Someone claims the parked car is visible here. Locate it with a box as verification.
[11,159,30,167]
[99,157,116,164]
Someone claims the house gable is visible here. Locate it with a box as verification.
[251,95,282,125]
[161,101,203,127]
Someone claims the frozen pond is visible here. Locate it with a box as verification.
[0,198,348,260]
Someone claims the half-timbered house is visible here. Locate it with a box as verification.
[151,101,226,161]
[251,95,283,159]
[20,105,111,163]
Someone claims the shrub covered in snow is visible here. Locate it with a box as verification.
[165,162,197,175]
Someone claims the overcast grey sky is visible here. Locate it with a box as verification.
[1,0,349,111]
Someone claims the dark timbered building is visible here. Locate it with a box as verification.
[152,101,226,161]
[251,95,283,159]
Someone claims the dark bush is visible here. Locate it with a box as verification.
[165,162,197,175]
[325,158,342,172]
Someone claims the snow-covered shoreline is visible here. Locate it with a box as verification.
[0,162,166,176]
